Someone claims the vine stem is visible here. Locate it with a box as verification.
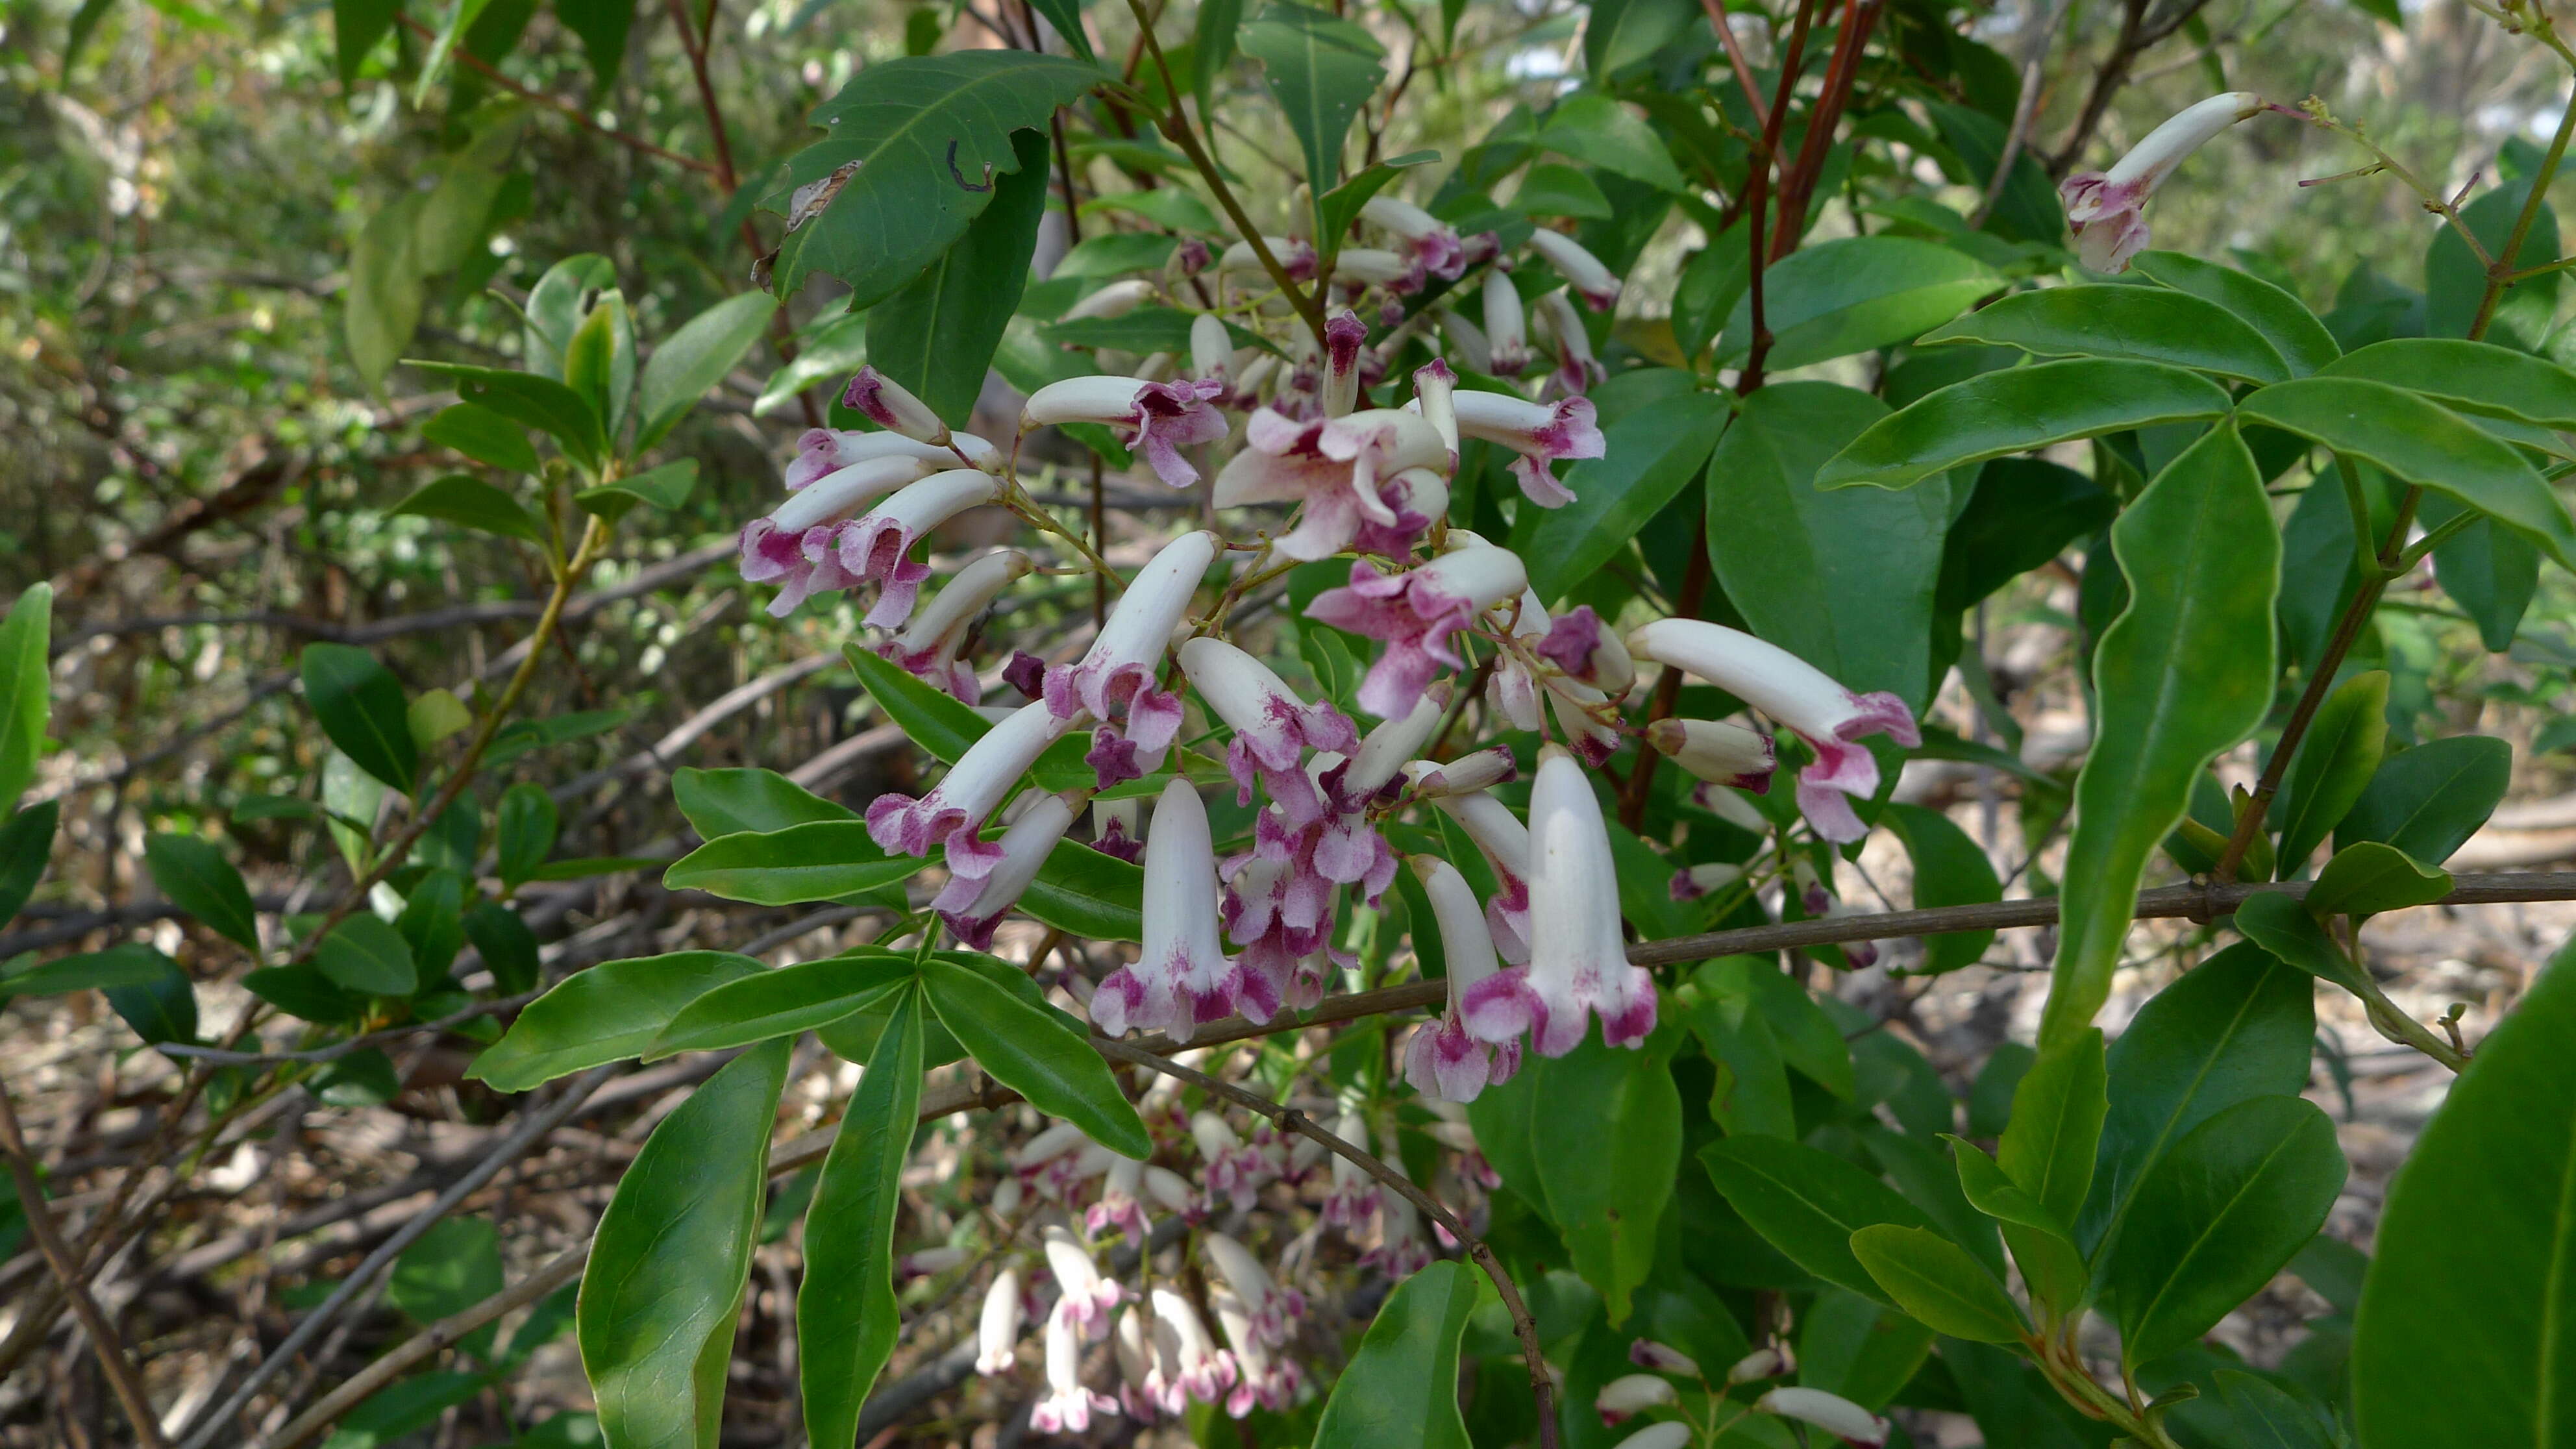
[1089,1039,1564,1449]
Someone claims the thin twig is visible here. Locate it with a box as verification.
[395,15,715,174]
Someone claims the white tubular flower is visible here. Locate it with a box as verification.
[993,1176,1024,1218]
[1088,1154,1148,1241]
[1437,304,1494,374]
[1307,546,1530,719]
[1362,195,1468,277]
[738,452,945,617]
[1113,1307,1160,1419]
[900,1246,969,1279]
[1724,1346,1787,1384]
[1233,353,1280,402]
[784,427,993,489]
[1413,357,1459,459]
[1535,288,1605,395]
[1461,746,1655,1056]
[1403,747,1517,798]
[934,789,1076,949]
[1631,1339,1702,1376]
[839,365,949,445]
[1670,860,1744,902]
[1644,717,1777,792]
[1022,374,1229,488]
[1323,311,1368,416]
[976,1269,1025,1375]
[1061,277,1157,322]
[1548,678,1622,768]
[1134,351,1175,383]
[1045,530,1219,787]
[875,547,1032,702]
[865,699,1075,888]
[1210,1287,1301,1416]
[1428,788,1533,964]
[1333,686,1447,812]
[1218,236,1320,283]
[1450,389,1604,508]
[1613,1424,1693,1449]
[1191,312,1235,386]
[1697,783,1770,832]
[1527,227,1623,312]
[1403,858,1522,1102]
[1595,1372,1679,1426]
[1148,1287,1235,1408]
[1091,795,1143,862]
[1332,247,1428,295]
[1756,1386,1890,1446]
[1202,1232,1306,1347]
[1093,780,1240,1039]
[2060,92,2268,273]
[817,467,1002,628]
[1533,604,1635,695]
[1187,1109,1272,1209]
[1015,1119,1090,1171]
[1213,408,1450,563]
[1320,1108,1381,1227]
[1142,1164,1197,1217]
[1041,1224,1123,1336]
[1483,269,1531,376]
[1628,619,1919,843]
[1180,637,1359,828]
[1030,1308,1119,1433]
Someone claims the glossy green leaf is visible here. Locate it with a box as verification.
[840,643,999,766]
[333,0,401,84]
[1239,3,1384,194]
[2333,734,2510,866]
[1313,151,1438,254]
[1699,956,1854,1099]
[1850,1224,2027,1343]
[2353,938,2576,1449]
[2427,177,2559,349]
[1883,804,2001,971]
[1679,977,1796,1138]
[1818,360,2233,492]
[395,868,467,984]
[2423,492,2539,652]
[2238,377,2576,571]
[321,1371,488,1449]
[799,987,924,1448]
[1,942,181,1000]
[1794,1285,1935,1413]
[2042,424,2278,1047]
[581,1038,791,1449]
[1861,1125,2005,1280]
[315,1048,401,1106]
[391,475,550,548]
[2322,337,2576,429]
[1312,1259,1477,1449]
[143,832,260,954]
[2131,251,2340,377]
[1535,92,1684,192]
[1700,1135,1937,1306]
[554,0,632,90]
[301,644,418,795]
[2215,1369,2341,1449]
[1937,458,2116,617]
[347,193,426,390]
[649,951,913,1058]
[1585,0,1694,76]
[2305,840,2451,919]
[869,128,1049,428]
[575,459,697,522]
[316,913,416,997]
[0,802,57,927]
[389,1217,504,1357]
[1950,1137,2088,1314]
[1997,1028,2106,1228]
[673,767,855,837]
[1530,1032,1680,1319]
[1511,388,1728,604]
[0,584,50,813]
[2233,891,2372,997]
[1082,188,1223,236]
[1918,284,2289,383]
[523,254,616,380]
[1015,838,1145,943]
[1022,0,1092,58]
[2079,942,2317,1261]
[637,291,780,449]
[2272,669,2388,877]
[497,782,558,889]
[2103,1095,2346,1368]
[468,951,765,1091]
[423,403,540,473]
[663,821,923,906]
[921,957,1149,1156]
[563,292,625,438]
[1510,162,1613,219]
[464,900,540,994]
[1705,382,1948,708]
[1716,237,2000,370]
[766,52,1100,304]
[1191,0,1239,114]
[406,362,605,469]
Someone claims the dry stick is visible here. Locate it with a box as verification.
[0,1082,170,1449]
[172,1065,617,1449]
[1089,1039,1564,1449]
[393,15,714,174]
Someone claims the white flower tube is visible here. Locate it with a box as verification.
[1628,619,1918,843]
[1724,1346,1788,1383]
[1045,530,1219,786]
[1180,636,1358,827]
[874,547,1032,702]
[1631,1339,1701,1375]
[1191,312,1235,386]
[1437,304,1494,374]
[1483,269,1530,376]
[1030,1309,1117,1433]
[1670,860,1744,902]
[839,365,949,445]
[1413,356,1459,458]
[1644,717,1777,792]
[1042,1224,1123,1335]
[1307,546,1530,719]
[1527,227,1623,312]
[1403,857,1522,1102]
[1093,780,1240,1039]
[784,427,993,489]
[1218,235,1320,282]
[1430,788,1533,963]
[867,699,1075,877]
[737,451,947,617]
[1535,288,1604,395]
[1461,745,1655,1056]
[1333,247,1428,295]
[1215,407,1450,562]
[1450,389,1604,508]
[1402,747,1517,798]
[1147,1287,1233,1408]
[934,790,1077,948]
[1361,195,1467,277]
[812,467,1002,628]
[2059,92,2268,273]
[1060,277,1157,321]
[1202,1232,1306,1347]
[976,1269,1025,1375]
[1322,311,1368,416]
[1756,1386,1890,1445]
[1613,1424,1692,1449]
[1023,374,1230,488]
[1595,1372,1679,1426]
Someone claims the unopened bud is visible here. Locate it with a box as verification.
[1628,1339,1699,1376]
[841,365,949,446]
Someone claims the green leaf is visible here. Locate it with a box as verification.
[527,856,673,881]
[1679,976,1796,1138]
[1716,237,2001,370]
[1996,1028,2107,1229]
[2423,492,2539,652]
[391,475,550,548]
[389,1217,504,1358]
[1698,956,1853,1099]
[798,987,924,1448]
[347,193,427,391]
[407,362,606,471]
[1082,188,1224,236]
[1016,838,1145,943]
[497,782,558,889]
[581,1039,791,1449]
[2353,938,2576,1449]
[2322,337,2576,429]
[562,288,625,439]
[242,965,366,1023]
[1191,0,1239,115]
[1311,1260,1478,1449]
[2103,1095,2346,1368]
[649,951,913,1058]
[1883,805,2001,972]
[2233,891,2372,997]
[332,0,401,83]
[1705,382,1948,710]
[0,802,59,927]
[1949,1137,2088,1314]
[673,767,855,837]
[1536,92,1684,192]
[1509,162,1612,220]
[1850,1224,2027,1343]
[2333,734,2511,866]
[1700,1135,1937,1306]
[2429,177,2559,349]
[464,901,540,994]
[3,944,184,1000]
[1239,3,1385,194]
[1313,149,1439,250]
[1024,0,1093,60]
[396,868,468,983]
[2040,424,2278,1047]
[871,129,1050,428]
[2240,377,2576,571]
[2079,942,2316,1263]
[142,832,260,954]
[423,403,540,473]
[1585,0,1694,77]
[1531,1032,1680,1319]
[554,0,634,90]
[414,0,497,103]
[2130,251,2340,377]
[1510,388,1728,604]
[767,52,1102,305]
[575,459,697,522]
[2305,840,2451,919]
[2215,1369,2342,1449]
[1795,1285,1935,1412]
[1053,232,1179,281]
[467,951,765,1091]
[321,1372,488,1449]
[315,913,416,996]
[663,821,923,906]
[2271,669,2388,877]
[523,254,615,380]
[1918,284,2290,383]
[638,291,780,449]
[1818,360,2233,492]
[0,584,55,811]
[840,643,997,765]
[922,956,1150,1156]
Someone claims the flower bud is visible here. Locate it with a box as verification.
[1629,1339,1700,1376]
[1725,1346,1789,1384]
[840,365,950,446]
[1755,1386,1889,1445]
[1527,228,1623,312]
[1483,270,1530,376]
[1644,717,1777,792]
[1596,1372,1679,1426]
[1061,277,1156,322]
